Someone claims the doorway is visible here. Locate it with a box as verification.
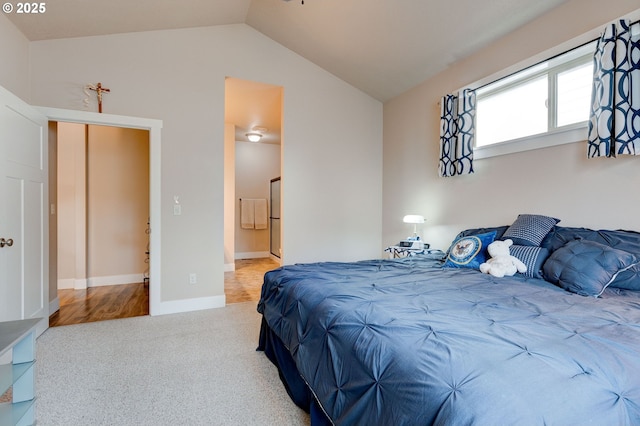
[51,122,150,326]
[40,106,162,319]
[224,77,283,298]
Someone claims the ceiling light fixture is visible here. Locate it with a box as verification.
[246,132,262,142]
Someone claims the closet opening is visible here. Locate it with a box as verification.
[50,122,150,326]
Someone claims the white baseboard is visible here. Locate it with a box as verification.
[235,251,270,259]
[224,263,235,272]
[58,274,144,289]
[58,278,88,290]
[150,295,226,316]
[49,297,60,315]
[57,278,75,290]
[88,273,144,287]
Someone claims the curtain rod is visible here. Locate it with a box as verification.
[474,18,640,93]
[442,18,640,98]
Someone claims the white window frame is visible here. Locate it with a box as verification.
[473,41,596,160]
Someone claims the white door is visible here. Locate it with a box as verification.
[0,86,49,334]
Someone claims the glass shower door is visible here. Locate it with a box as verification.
[270,177,281,258]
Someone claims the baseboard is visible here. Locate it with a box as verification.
[224,263,235,272]
[235,251,270,259]
[87,273,145,287]
[49,297,60,315]
[57,278,75,290]
[150,295,226,316]
[58,275,143,289]
[58,278,88,290]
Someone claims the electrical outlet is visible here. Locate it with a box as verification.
[189,273,197,284]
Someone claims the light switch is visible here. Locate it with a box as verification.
[173,195,181,215]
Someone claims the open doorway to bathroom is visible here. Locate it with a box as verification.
[223,77,283,304]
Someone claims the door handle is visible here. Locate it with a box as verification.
[0,238,14,248]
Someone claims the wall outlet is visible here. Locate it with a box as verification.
[189,273,197,284]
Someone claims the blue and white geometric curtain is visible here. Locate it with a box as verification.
[588,19,640,158]
[439,89,476,177]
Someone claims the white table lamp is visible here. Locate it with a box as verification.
[403,214,425,240]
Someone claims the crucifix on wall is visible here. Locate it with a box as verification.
[87,82,111,113]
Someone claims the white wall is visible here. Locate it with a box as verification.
[235,141,280,257]
[223,123,236,270]
[383,0,640,252]
[22,24,382,308]
[0,13,30,101]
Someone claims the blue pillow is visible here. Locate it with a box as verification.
[543,239,638,297]
[503,214,560,246]
[444,231,496,270]
[610,266,640,291]
[509,245,550,279]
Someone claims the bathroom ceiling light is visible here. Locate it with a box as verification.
[246,132,262,142]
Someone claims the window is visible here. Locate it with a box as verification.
[475,41,596,149]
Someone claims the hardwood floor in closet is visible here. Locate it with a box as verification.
[50,258,280,327]
[49,283,149,327]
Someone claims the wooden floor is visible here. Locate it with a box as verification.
[49,282,149,327]
[50,258,280,327]
[225,258,280,304]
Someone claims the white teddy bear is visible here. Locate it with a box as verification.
[479,239,527,278]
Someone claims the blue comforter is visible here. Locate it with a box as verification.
[258,256,640,425]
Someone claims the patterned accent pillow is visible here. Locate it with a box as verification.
[503,214,560,246]
[444,231,497,270]
[542,240,638,297]
[510,245,550,279]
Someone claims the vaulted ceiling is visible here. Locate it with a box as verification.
[6,0,569,145]
[7,0,568,103]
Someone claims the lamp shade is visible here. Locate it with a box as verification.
[403,215,425,224]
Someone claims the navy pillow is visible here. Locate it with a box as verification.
[543,240,638,297]
[444,231,497,270]
[610,266,640,291]
[503,214,560,246]
[510,245,550,279]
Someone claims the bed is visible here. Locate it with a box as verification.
[257,216,640,425]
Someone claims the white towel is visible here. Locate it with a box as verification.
[254,199,268,230]
[240,199,255,229]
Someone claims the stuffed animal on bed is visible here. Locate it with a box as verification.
[479,239,527,278]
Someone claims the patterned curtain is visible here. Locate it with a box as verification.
[588,20,640,158]
[439,89,476,177]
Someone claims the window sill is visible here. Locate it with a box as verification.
[474,123,588,159]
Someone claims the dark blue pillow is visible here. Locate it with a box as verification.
[503,214,560,246]
[543,240,638,297]
[610,266,640,291]
[541,226,640,291]
[444,231,497,270]
[510,245,550,279]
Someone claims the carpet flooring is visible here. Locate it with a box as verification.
[35,302,309,425]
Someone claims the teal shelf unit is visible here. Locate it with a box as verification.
[0,318,39,426]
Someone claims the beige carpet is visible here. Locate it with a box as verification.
[35,302,310,425]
